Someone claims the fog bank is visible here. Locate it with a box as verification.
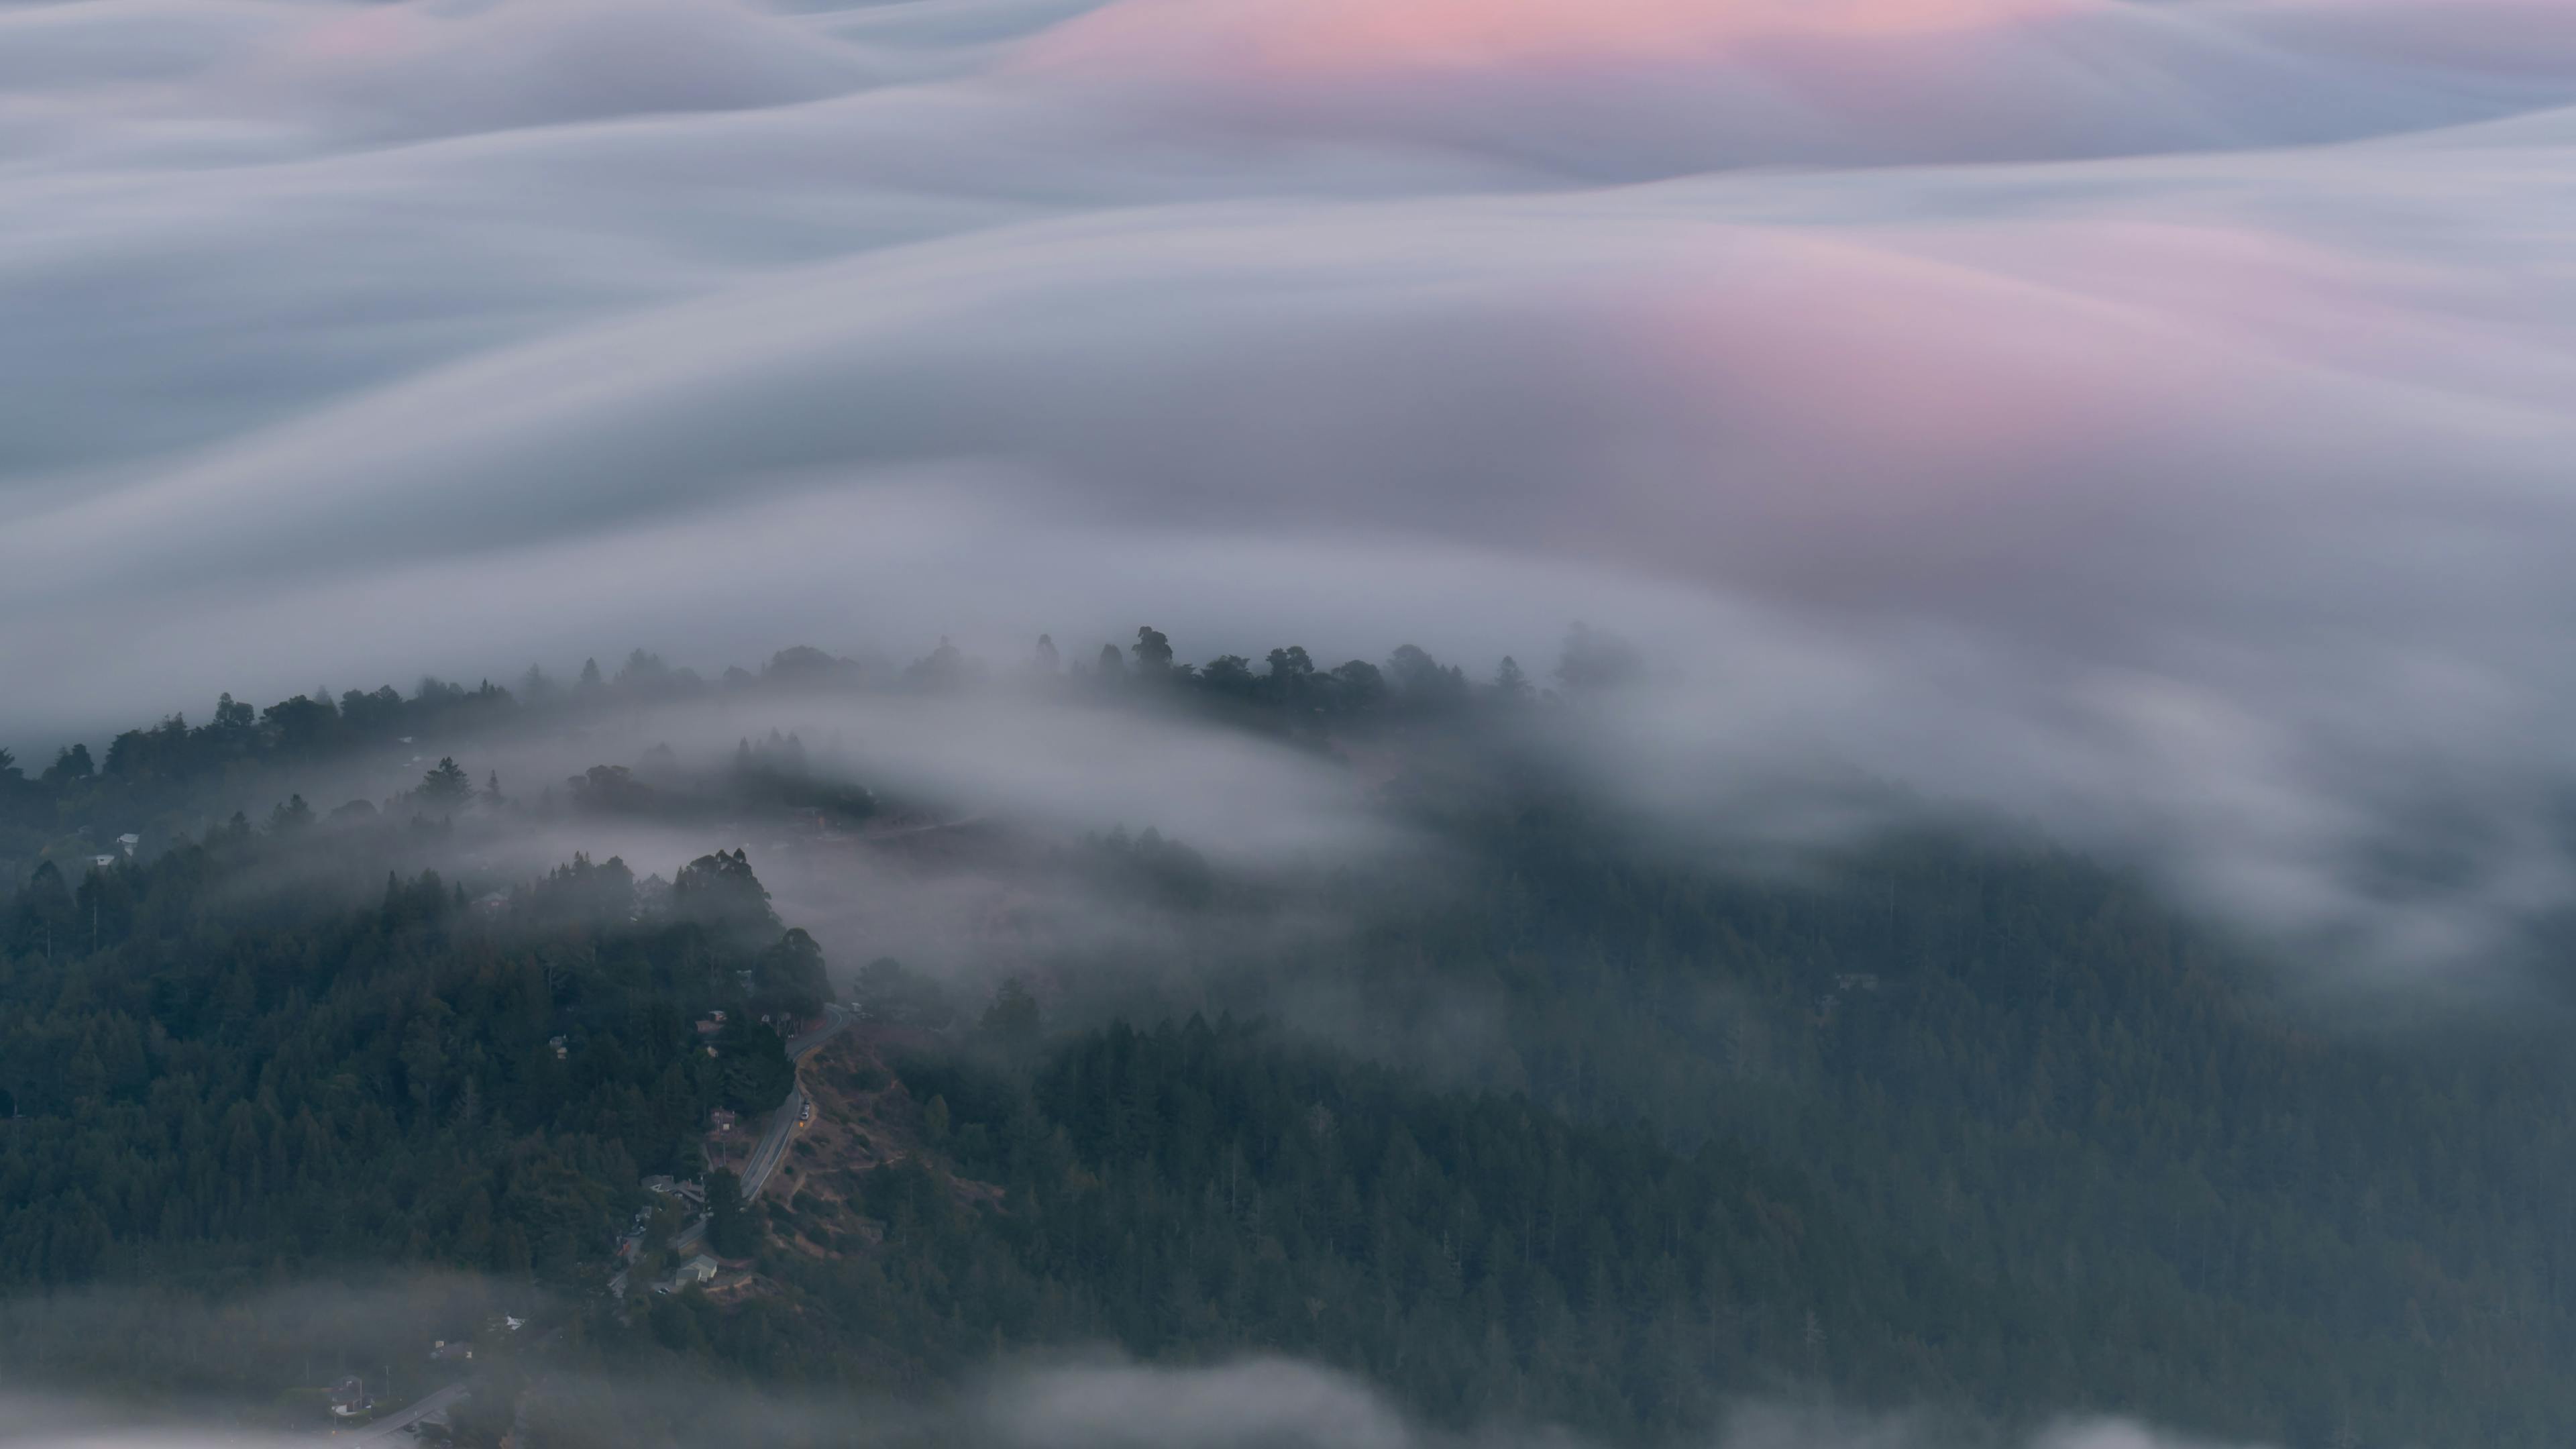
[9,0,2576,969]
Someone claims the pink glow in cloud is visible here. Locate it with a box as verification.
[278,3,418,63]
[1009,0,2576,178]
[11,0,2576,964]
[1024,0,2076,77]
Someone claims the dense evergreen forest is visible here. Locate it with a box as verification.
[636,833,2576,1449]
[3,631,2573,1449]
[0,830,824,1290]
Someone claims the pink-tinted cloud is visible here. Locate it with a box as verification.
[1012,0,2576,174]
[9,0,2576,971]
[1026,0,2076,77]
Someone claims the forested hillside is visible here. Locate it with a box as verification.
[635,828,2576,1449]
[4,650,2574,1449]
[0,829,820,1289]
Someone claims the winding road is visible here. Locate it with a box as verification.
[738,1005,851,1201]
[321,1383,467,1443]
[607,1005,850,1297]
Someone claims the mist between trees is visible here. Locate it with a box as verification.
[1,629,2569,1449]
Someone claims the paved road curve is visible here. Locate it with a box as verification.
[609,1006,851,1296]
[739,1006,851,1201]
[322,1383,468,1444]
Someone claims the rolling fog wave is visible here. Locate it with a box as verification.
[7,0,2576,967]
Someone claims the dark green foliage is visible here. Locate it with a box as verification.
[419,757,474,812]
[672,849,777,949]
[649,788,2576,1449]
[706,1169,752,1258]
[653,1017,2016,1438]
[1130,627,1174,674]
[753,929,831,1025]
[714,1016,796,1114]
[977,977,1041,1061]
[566,765,656,814]
[0,833,807,1293]
[1128,812,2576,1449]
[729,732,875,818]
[9,657,2576,1449]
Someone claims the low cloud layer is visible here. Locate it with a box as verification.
[0,1350,2269,1449]
[8,0,2576,970]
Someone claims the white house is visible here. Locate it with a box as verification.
[655,1254,720,1294]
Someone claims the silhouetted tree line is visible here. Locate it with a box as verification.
[0,625,1625,896]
